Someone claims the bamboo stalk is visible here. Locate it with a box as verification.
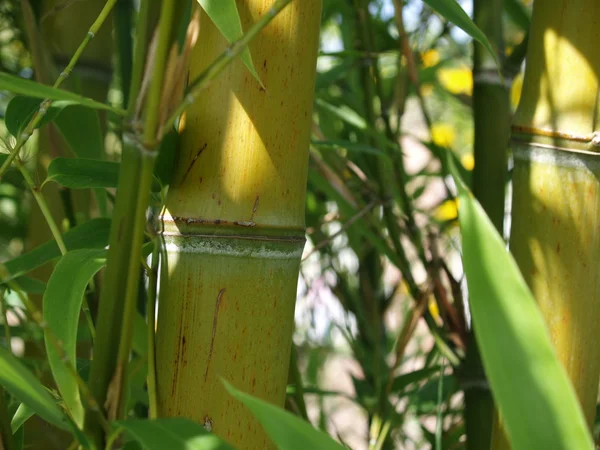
[155,1,322,448]
[464,0,509,448]
[491,0,600,447]
[85,1,177,445]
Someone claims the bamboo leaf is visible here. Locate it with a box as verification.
[114,418,234,450]
[10,403,34,433]
[4,96,64,138]
[0,346,70,432]
[44,158,120,189]
[224,380,345,450]
[505,0,530,31]
[448,156,594,449]
[197,0,264,87]
[311,139,390,159]
[1,218,111,283]
[43,248,107,427]
[10,276,46,294]
[422,0,499,67]
[0,73,123,114]
[53,105,104,159]
[391,366,441,393]
[52,105,108,213]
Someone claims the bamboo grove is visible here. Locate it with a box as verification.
[0,0,598,449]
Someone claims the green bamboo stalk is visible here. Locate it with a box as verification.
[155,1,321,448]
[464,0,509,448]
[85,0,179,445]
[491,0,600,448]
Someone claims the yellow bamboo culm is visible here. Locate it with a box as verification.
[155,1,322,448]
[492,0,600,448]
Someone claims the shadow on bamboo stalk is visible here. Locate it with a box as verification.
[492,0,600,447]
[155,2,322,448]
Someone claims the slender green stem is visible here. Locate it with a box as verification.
[160,0,294,138]
[0,386,16,450]
[15,161,97,340]
[128,0,150,116]
[435,360,446,450]
[0,0,117,180]
[86,1,176,445]
[0,287,9,350]
[142,0,176,147]
[146,243,159,419]
[17,163,67,255]
[0,265,110,435]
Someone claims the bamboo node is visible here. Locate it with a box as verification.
[592,132,600,147]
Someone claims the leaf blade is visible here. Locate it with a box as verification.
[45,158,120,189]
[43,248,107,427]
[197,0,264,87]
[448,156,593,450]
[115,418,235,450]
[224,380,345,450]
[0,73,123,114]
[0,346,70,431]
[422,0,499,67]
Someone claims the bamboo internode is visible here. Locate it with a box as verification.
[156,1,322,448]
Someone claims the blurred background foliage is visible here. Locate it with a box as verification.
[0,0,534,448]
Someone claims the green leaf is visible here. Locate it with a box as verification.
[224,380,345,450]
[44,158,120,189]
[422,0,499,68]
[1,218,111,283]
[197,0,264,87]
[391,366,441,393]
[0,73,124,114]
[5,96,64,137]
[10,276,46,294]
[505,0,530,31]
[114,418,235,450]
[448,156,594,449]
[11,403,34,433]
[53,105,107,213]
[44,248,106,427]
[0,346,70,431]
[53,105,103,159]
[311,139,390,159]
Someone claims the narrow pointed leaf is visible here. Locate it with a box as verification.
[115,418,234,450]
[197,0,264,87]
[10,403,34,433]
[422,0,499,67]
[0,73,123,114]
[44,158,119,189]
[1,218,111,283]
[44,248,107,427]
[53,105,104,159]
[0,346,70,431]
[224,380,345,450]
[448,156,593,450]
[5,96,64,137]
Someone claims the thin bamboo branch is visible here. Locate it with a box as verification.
[0,0,118,179]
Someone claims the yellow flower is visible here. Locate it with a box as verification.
[461,152,474,171]
[428,296,442,325]
[511,73,524,110]
[431,123,456,148]
[420,83,434,97]
[434,198,459,222]
[421,49,440,68]
[438,67,473,96]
